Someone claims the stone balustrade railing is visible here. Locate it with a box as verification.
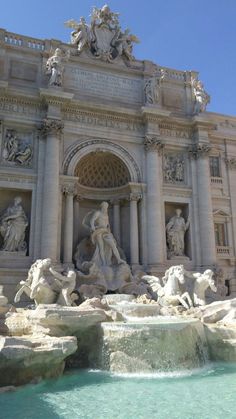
[1,29,45,51]
[216,246,231,257]
[211,177,223,185]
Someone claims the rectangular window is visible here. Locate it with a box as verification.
[214,223,227,246]
[210,156,221,177]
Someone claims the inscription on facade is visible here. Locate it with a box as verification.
[64,111,144,132]
[65,67,143,103]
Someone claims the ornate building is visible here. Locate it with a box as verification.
[0,5,235,301]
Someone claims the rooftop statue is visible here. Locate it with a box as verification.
[192,78,210,114]
[46,48,70,87]
[65,4,139,62]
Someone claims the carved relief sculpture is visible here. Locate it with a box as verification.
[2,129,33,167]
[65,4,139,62]
[192,78,210,114]
[166,209,190,258]
[46,48,69,87]
[0,197,28,253]
[164,155,184,183]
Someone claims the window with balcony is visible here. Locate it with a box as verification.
[209,156,221,177]
[214,222,227,246]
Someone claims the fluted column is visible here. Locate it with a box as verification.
[112,200,121,244]
[190,143,216,266]
[73,195,81,249]
[40,119,64,261]
[129,193,140,265]
[144,135,165,265]
[62,184,76,264]
[139,187,148,266]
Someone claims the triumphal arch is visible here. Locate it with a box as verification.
[0,4,236,301]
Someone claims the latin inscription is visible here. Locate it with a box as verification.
[66,67,143,104]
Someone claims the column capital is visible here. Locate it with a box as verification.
[40,118,64,136]
[61,182,77,196]
[188,143,211,159]
[144,135,164,154]
[225,157,236,170]
[74,194,84,202]
[129,192,142,202]
[110,198,121,205]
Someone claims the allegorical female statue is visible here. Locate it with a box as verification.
[166,208,190,258]
[0,197,28,252]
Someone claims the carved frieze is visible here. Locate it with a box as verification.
[163,154,185,183]
[188,143,211,159]
[2,129,33,167]
[144,135,164,153]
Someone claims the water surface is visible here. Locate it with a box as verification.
[1,363,236,419]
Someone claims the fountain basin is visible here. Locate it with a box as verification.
[94,317,208,373]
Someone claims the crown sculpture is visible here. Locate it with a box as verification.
[65,4,140,62]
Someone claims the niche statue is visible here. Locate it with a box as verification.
[0,197,28,253]
[74,201,133,295]
[166,209,190,258]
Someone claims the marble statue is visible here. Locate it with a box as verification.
[144,70,164,105]
[192,78,210,114]
[14,258,77,306]
[192,269,217,306]
[0,197,28,253]
[83,201,125,267]
[166,209,190,258]
[14,258,55,305]
[2,130,33,166]
[74,202,133,294]
[49,266,77,306]
[46,48,69,87]
[143,265,193,309]
[65,5,139,62]
[0,286,8,306]
[65,17,91,53]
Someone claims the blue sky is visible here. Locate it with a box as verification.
[1,0,236,116]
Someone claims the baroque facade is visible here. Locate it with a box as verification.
[0,5,236,301]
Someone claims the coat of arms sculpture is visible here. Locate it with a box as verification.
[65,4,139,62]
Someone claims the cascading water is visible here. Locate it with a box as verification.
[93,301,208,373]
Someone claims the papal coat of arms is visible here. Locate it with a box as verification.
[65,4,139,62]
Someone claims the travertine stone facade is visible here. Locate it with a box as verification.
[0,6,236,301]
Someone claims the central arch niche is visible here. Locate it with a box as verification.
[75,151,131,188]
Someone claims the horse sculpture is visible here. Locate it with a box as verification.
[143,265,193,309]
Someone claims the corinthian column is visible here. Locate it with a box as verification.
[129,193,141,265]
[40,119,64,261]
[112,200,121,244]
[62,184,76,265]
[144,135,165,266]
[189,143,216,266]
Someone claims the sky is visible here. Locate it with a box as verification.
[1,0,236,116]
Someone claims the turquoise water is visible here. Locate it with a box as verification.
[1,363,236,419]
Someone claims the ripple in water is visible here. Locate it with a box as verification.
[1,363,236,419]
